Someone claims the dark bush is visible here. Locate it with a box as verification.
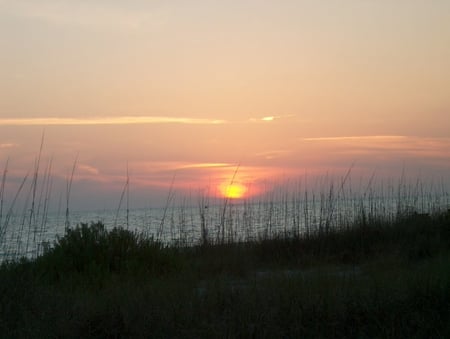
[35,222,183,280]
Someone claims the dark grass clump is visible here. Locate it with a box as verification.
[33,222,184,284]
[249,209,450,269]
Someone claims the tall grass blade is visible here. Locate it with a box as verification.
[219,163,240,244]
[158,172,176,240]
[114,162,130,229]
[65,154,78,232]
[0,158,9,228]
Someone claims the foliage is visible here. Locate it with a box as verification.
[34,222,183,281]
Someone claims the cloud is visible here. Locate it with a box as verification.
[255,150,291,160]
[300,135,450,163]
[177,163,232,169]
[0,143,17,149]
[303,135,407,142]
[78,164,100,175]
[248,114,297,123]
[0,116,227,126]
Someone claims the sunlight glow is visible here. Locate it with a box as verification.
[219,183,247,199]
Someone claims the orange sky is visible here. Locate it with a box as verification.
[1,1,449,209]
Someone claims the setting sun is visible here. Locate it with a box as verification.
[219,183,247,199]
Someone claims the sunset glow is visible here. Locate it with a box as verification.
[220,183,248,200]
[0,1,449,210]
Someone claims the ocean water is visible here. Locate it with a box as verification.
[1,192,448,261]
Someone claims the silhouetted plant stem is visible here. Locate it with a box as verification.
[158,173,176,240]
[25,133,45,256]
[115,162,130,229]
[0,158,9,229]
[220,163,240,244]
[65,154,78,232]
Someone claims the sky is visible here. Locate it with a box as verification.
[1,0,450,210]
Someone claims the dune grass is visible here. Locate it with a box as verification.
[0,206,449,338]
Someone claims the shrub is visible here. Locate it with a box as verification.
[35,222,183,280]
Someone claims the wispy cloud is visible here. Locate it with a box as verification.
[0,116,227,126]
[177,163,232,169]
[255,150,291,160]
[0,143,17,149]
[78,164,100,175]
[303,135,407,142]
[300,135,450,161]
[248,114,296,123]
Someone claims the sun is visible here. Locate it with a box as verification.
[219,182,247,199]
